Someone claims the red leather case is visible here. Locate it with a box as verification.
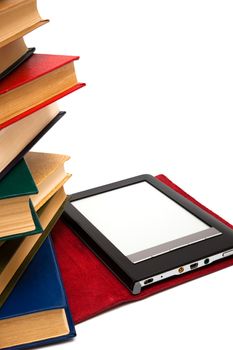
[52,175,233,323]
[0,54,85,130]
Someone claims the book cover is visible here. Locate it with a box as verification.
[0,48,35,81]
[0,159,42,241]
[0,54,85,130]
[0,158,37,200]
[0,236,76,349]
[1,201,42,242]
[0,111,65,181]
[0,188,67,307]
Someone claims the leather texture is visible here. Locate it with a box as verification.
[0,158,37,199]
[52,174,233,324]
[0,237,76,349]
[0,48,35,81]
[0,112,66,181]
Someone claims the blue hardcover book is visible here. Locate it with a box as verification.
[0,237,76,349]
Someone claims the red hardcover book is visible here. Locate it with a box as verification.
[0,54,85,130]
[52,175,233,324]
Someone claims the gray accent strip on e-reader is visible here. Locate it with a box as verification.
[127,228,221,263]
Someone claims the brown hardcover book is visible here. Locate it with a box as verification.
[25,152,71,211]
[0,38,35,80]
[0,0,48,48]
[0,103,62,174]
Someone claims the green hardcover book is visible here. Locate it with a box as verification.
[0,187,67,307]
[0,158,42,241]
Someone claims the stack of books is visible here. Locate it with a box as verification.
[0,1,84,348]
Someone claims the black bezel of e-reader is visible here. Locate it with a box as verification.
[63,174,233,294]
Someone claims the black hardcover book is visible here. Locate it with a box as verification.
[0,111,66,181]
[0,48,35,81]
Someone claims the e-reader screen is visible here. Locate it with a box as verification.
[72,181,220,263]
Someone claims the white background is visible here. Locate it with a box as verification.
[26,1,233,349]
